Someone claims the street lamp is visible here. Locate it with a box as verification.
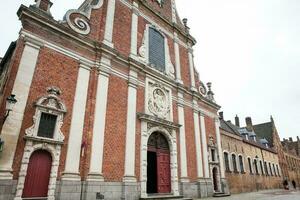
[0,94,17,152]
[3,94,17,123]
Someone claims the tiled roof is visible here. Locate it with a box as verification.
[253,122,274,147]
[220,119,241,136]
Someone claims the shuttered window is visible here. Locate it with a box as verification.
[37,113,57,139]
[149,28,165,72]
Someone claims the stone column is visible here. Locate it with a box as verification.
[193,101,204,179]
[174,33,182,84]
[123,69,138,182]
[200,113,209,178]
[88,56,111,181]
[177,92,189,182]
[215,118,225,178]
[103,0,116,48]
[130,2,139,57]
[188,44,196,91]
[62,61,91,180]
[0,40,41,179]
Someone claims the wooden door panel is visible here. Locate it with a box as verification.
[23,150,52,198]
[157,151,171,193]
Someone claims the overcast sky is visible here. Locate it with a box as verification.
[0,0,299,140]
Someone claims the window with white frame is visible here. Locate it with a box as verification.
[232,154,238,173]
[224,152,230,172]
[239,155,244,173]
[149,27,165,72]
[25,87,67,143]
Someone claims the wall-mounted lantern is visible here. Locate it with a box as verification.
[0,94,17,152]
[3,94,17,123]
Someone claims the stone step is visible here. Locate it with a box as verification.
[213,192,231,197]
[140,194,192,200]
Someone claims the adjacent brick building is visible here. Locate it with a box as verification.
[220,114,282,194]
[0,0,229,199]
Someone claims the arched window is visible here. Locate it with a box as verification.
[254,159,259,175]
[232,154,238,172]
[239,155,244,173]
[264,161,269,176]
[273,164,277,176]
[248,158,253,174]
[224,152,230,172]
[269,163,273,176]
[276,164,281,177]
[149,27,165,72]
[260,160,264,175]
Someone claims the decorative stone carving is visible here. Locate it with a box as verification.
[148,83,170,119]
[199,81,207,96]
[138,25,175,78]
[64,0,104,35]
[154,0,165,7]
[25,87,67,143]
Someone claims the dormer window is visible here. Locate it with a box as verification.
[37,113,57,139]
[149,27,165,72]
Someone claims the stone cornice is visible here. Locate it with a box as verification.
[137,113,181,130]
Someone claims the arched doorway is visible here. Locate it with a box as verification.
[212,167,219,192]
[147,132,171,194]
[22,150,52,199]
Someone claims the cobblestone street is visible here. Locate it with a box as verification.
[201,189,300,200]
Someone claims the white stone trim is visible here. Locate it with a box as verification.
[88,57,111,181]
[138,24,175,79]
[171,0,177,24]
[14,141,61,200]
[103,0,116,48]
[0,42,41,179]
[130,2,139,57]
[215,118,225,178]
[63,64,90,180]
[140,123,179,198]
[187,44,196,90]
[200,113,209,178]
[123,69,138,182]
[174,33,182,83]
[177,92,189,181]
[193,101,203,179]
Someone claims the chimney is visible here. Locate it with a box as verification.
[289,137,293,142]
[245,117,253,131]
[235,115,240,127]
[297,136,300,142]
[35,0,53,15]
[219,112,224,120]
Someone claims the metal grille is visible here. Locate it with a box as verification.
[149,28,165,72]
[37,113,57,139]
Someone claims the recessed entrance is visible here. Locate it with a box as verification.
[22,150,52,199]
[147,132,171,194]
[213,167,219,192]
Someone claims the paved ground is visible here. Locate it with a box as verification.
[200,189,300,200]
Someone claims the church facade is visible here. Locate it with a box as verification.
[0,0,228,199]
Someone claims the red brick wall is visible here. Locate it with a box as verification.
[102,75,128,181]
[12,47,79,179]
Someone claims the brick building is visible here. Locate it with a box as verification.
[219,113,282,194]
[0,0,229,199]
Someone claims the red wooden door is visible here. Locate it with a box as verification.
[157,150,171,193]
[22,150,52,198]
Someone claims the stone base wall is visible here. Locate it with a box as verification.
[0,179,220,199]
[226,172,282,194]
[0,180,16,200]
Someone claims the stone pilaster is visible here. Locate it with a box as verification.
[193,100,204,179]
[130,2,139,58]
[174,33,183,84]
[123,68,138,182]
[0,40,42,179]
[103,0,116,48]
[215,118,225,179]
[62,61,91,180]
[200,112,209,178]
[177,92,189,182]
[188,44,196,91]
[87,56,112,181]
